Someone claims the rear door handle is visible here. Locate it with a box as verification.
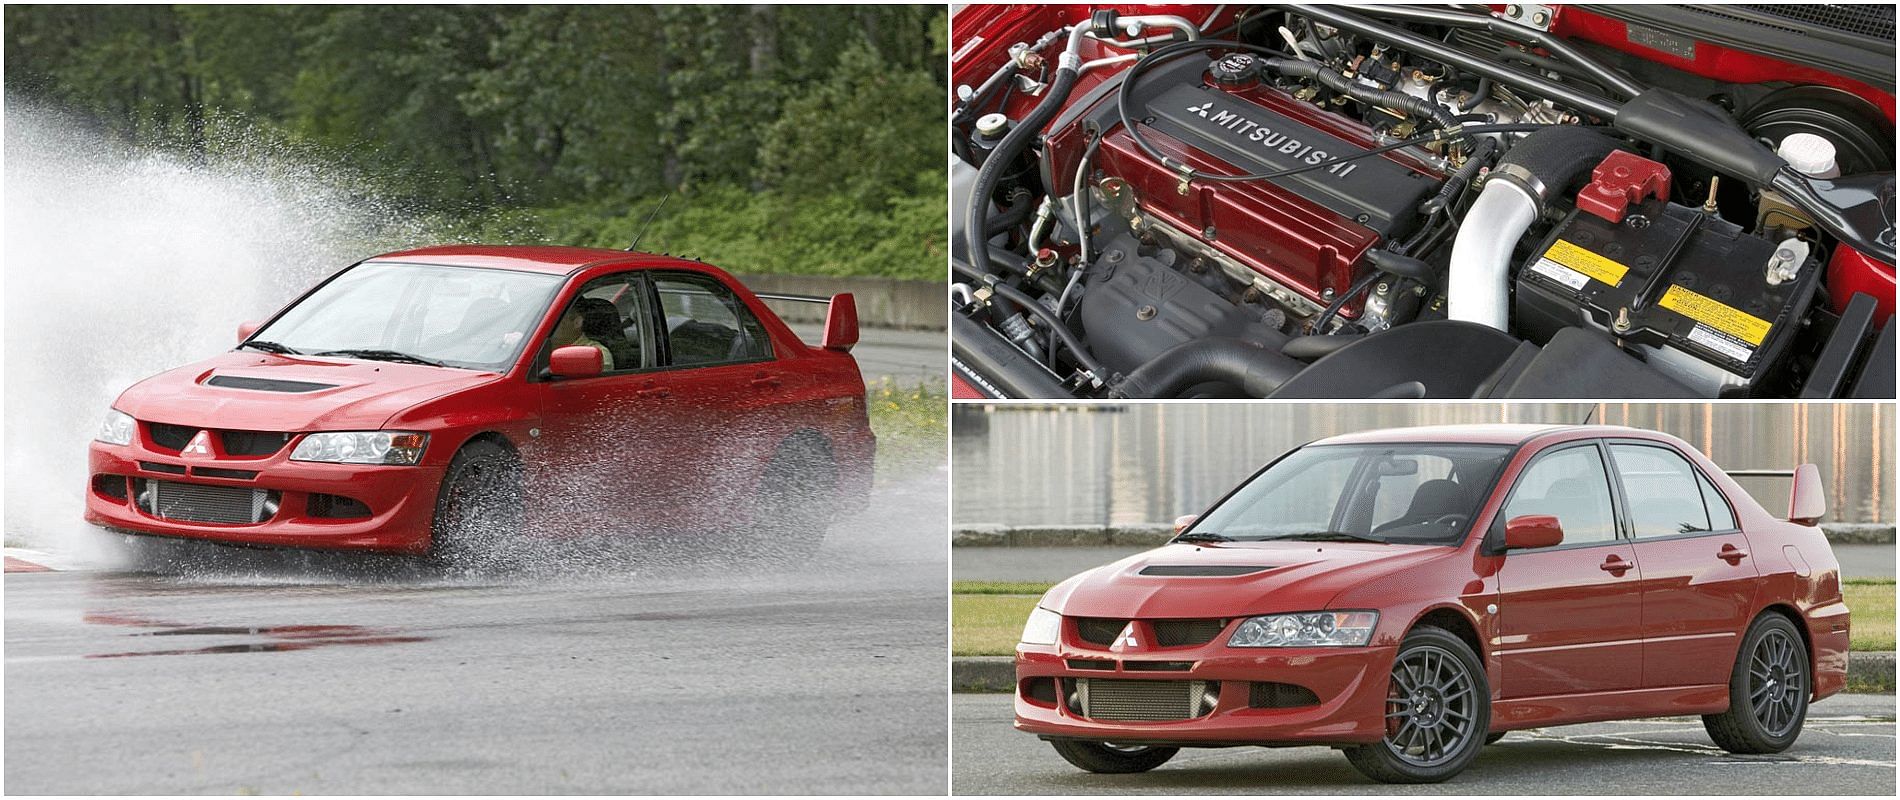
[750,373,782,389]
[635,382,670,399]
[1718,544,1749,564]
[1599,555,1634,574]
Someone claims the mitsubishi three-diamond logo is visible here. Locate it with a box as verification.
[181,429,214,458]
[1111,623,1141,651]
[1187,101,1213,117]
[1178,93,1359,178]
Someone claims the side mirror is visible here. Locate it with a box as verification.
[1789,463,1826,524]
[237,320,261,343]
[1172,514,1198,535]
[823,293,859,352]
[548,345,603,379]
[1503,515,1564,550]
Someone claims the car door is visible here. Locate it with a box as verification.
[1493,441,1646,698]
[1608,441,1760,689]
[645,271,786,529]
[528,270,694,533]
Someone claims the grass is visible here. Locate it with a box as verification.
[865,378,945,480]
[950,580,1896,657]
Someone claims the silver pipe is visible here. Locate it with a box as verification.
[1087,14,1201,50]
[1446,179,1540,330]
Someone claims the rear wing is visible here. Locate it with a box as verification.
[754,292,858,352]
[1726,465,1827,525]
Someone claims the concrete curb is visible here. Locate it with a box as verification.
[952,653,1896,694]
[953,523,1895,546]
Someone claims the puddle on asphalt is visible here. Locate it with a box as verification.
[82,611,429,659]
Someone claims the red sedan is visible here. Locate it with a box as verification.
[86,245,873,560]
[1014,424,1849,783]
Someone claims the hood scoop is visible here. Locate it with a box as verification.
[204,375,336,393]
[1138,564,1275,577]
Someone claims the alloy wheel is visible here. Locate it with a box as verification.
[1748,628,1806,738]
[1381,644,1479,768]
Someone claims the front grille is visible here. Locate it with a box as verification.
[193,467,259,480]
[1079,679,1217,721]
[1153,619,1227,647]
[1250,681,1322,709]
[1075,618,1125,647]
[147,422,197,451]
[1067,659,1115,670]
[140,422,291,457]
[139,461,187,475]
[1124,660,1194,672]
[134,479,278,524]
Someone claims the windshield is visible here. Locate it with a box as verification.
[1186,443,1515,546]
[251,261,564,371]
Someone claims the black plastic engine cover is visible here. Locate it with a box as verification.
[1078,231,1286,375]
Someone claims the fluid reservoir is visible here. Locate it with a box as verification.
[1758,133,1842,231]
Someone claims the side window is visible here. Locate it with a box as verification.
[1698,469,1738,531]
[1501,446,1619,546]
[546,273,650,374]
[1610,444,1712,537]
[651,273,773,367]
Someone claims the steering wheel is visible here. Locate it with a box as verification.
[1428,513,1469,529]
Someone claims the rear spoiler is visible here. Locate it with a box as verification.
[1726,465,1827,525]
[754,292,858,352]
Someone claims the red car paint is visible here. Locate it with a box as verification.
[1015,424,1848,746]
[86,246,874,555]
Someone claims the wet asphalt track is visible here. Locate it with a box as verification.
[4,475,949,794]
[951,693,1896,795]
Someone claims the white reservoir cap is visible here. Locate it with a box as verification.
[1777,132,1841,179]
[974,113,1010,138]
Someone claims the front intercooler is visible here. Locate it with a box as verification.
[1077,679,1218,721]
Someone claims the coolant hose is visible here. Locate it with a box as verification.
[1446,126,1618,330]
[963,30,1085,273]
[952,257,1107,385]
[1111,338,1304,399]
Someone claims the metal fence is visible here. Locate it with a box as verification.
[951,403,1893,526]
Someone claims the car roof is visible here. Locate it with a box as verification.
[1313,423,1661,446]
[364,245,708,276]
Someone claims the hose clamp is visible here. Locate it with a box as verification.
[1491,163,1549,208]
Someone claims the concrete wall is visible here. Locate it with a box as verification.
[736,273,944,330]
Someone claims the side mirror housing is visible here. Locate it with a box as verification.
[548,345,603,379]
[1172,514,1198,535]
[1503,514,1564,550]
[237,320,261,343]
[1789,463,1826,524]
[822,293,859,352]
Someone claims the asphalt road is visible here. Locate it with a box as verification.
[954,543,1898,583]
[4,473,949,794]
[951,694,1896,795]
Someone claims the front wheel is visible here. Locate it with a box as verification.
[429,439,524,571]
[1343,626,1490,783]
[1047,740,1178,773]
[1704,614,1809,753]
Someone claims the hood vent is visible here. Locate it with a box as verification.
[205,375,335,393]
[1139,564,1273,577]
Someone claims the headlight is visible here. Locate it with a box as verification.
[1020,606,1062,646]
[1228,611,1378,647]
[290,431,428,465]
[97,409,136,446]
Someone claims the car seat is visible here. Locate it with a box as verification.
[1374,479,1469,534]
[576,297,640,369]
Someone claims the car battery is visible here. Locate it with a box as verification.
[1515,188,1821,397]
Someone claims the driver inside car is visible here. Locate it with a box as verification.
[551,300,617,372]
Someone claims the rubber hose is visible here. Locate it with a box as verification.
[951,258,1107,383]
[1492,125,1620,205]
[1111,338,1304,398]
[985,189,1036,237]
[964,65,1080,277]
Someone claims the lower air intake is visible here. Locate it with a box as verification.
[1078,679,1217,721]
[135,480,277,524]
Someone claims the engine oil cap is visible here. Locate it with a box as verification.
[1208,53,1262,87]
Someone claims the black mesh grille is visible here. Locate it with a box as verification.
[1153,619,1227,647]
[308,493,372,519]
[147,422,197,451]
[1067,659,1116,670]
[139,461,188,475]
[192,467,259,480]
[1250,681,1321,709]
[205,375,335,393]
[92,475,129,500]
[220,430,293,457]
[134,479,277,524]
[1736,4,1894,39]
[1124,661,1194,672]
[1075,619,1125,647]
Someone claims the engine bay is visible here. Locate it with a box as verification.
[949,4,1897,399]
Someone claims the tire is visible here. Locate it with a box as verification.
[1484,732,1507,745]
[1047,739,1178,774]
[1343,626,1491,784]
[752,436,837,562]
[1704,614,1810,754]
[429,438,524,570]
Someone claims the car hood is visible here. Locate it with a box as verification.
[1041,540,1452,619]
[112,351,501,432]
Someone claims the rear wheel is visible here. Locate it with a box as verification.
[429,439,524,571]
[752,437,837,562]
[1047,739,1178,773]
[1704,614,1809,753]
[1343,626,1490,783]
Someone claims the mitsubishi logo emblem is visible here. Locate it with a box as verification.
[1187,101,1212,117]
[181,430,214,458]
[1111,623,1141,651]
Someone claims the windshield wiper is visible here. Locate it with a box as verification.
[1266,531,1386,543]
[315,348,447,367]
[239,340,301,355]
[1173,531,1235,543]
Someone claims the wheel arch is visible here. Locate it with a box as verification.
[1752,601,1817,696]
[1407,604,1487,663]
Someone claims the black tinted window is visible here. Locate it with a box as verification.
[1611,444,1712,537]
[651,273,773,366]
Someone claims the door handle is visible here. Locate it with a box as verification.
[1599,555,1633,574]
[635,382,670,399]
[1718,544,1750,564]
[750,373,782,389]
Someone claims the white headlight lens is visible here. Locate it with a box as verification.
[290,431,428,465]
[97,409,136,446]
[1021,606,1062,646]
[1228,611,1378,647]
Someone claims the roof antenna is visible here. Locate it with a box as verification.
[626,193,670,252]
[1579,404,1598,425]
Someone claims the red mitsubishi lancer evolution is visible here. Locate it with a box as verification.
[86,246,873,560]
[1014,424,1850,783]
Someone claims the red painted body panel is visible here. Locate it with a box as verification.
[87,246,873,554]
[1827,246,1896,325]
[1016,424,1851,746]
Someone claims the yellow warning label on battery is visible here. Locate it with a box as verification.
[1543,239,1629,287]
[1659,285,1772,345]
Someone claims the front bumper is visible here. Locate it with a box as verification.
[1014,640,1400,746]
[85,440,444,555]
